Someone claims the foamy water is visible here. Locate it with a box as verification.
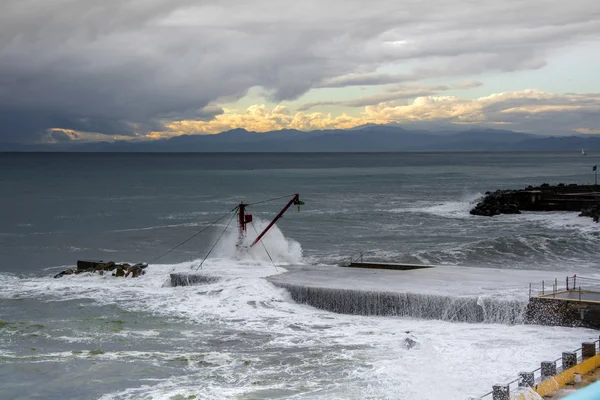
[1,223,598,399]
[2,152,599,399]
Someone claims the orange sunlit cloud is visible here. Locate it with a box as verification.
[44,90,600,142]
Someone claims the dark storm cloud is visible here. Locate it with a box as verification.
[0,0,599,142]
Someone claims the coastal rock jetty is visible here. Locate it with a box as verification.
[470,184,600,221]
[53,260,148,278]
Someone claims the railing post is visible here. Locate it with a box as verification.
[582,342,596,360]
[492,384,509,400]
[541,361,557,380]
[574,275,577,289]
[542,280,545,295]
[563,352,577,370]
[580,286,582,302]
[518,372,535,388]
[529,283,532,299]
[566,276,569,291]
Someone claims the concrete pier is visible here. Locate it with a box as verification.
[526,289,600,329]
[168,264,600,326]
[344,262,434,270]
[170,273,221,287]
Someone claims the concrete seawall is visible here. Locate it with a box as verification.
[170,273,221,287]
[271,281,527,324]
[169,265,600,328]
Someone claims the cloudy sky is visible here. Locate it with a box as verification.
[1,0,600,144]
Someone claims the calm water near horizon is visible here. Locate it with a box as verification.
[1,152,599,399]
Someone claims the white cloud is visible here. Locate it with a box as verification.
[141,90,600,137]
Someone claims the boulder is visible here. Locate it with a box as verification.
[76,260,104,271]
[579,203,600,223]
[470,192,521,217]
[53,268,74,278]
[67,260,149,277]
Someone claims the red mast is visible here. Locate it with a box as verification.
[250,194,300,247]
[237,202,252,246]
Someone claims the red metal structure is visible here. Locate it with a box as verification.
[238,202,252,234]
[237,194,302,247]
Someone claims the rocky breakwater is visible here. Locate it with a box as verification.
[579,203,600,223]
[54,260,148,278]
[469,190,521,216]
[470,183,600,222]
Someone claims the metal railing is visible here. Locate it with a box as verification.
[529,275,600,300]
[347,251,364,265]
[472,339,600,399]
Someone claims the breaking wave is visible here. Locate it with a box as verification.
[390,193,483,219]
[411,232,600,271]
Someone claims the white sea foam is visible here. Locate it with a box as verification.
[390,193,483,219]
[99,248,119,253]
[515,211,600,232]
[112,222,203,233]
[67,246,87,252]
[1,222,598,399]
[158,211,214,220]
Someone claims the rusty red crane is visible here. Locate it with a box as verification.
[237,193,303,247]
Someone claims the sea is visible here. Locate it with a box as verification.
[0,152,599,400]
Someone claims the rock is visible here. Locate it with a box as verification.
[103,261,116,270]
[471,184,600,220]
[74,268,92,274]
[54,261,149,278]
[125,264,146,278]
[470,192,521,217]
[579,203,600,223]
[53,268,74,278]
[76,260,104,271]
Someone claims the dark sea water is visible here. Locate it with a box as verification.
[0,152,599,400]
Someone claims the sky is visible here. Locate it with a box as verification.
[1,0,599,144]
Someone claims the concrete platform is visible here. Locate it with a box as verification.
[344,262,434,270]
[170,264,600,324]
[538,290,600,303]
[266,265,597,324]
[267,264,574,298]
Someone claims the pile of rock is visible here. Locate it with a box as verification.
[470,184,600,220]
[53,260,148,278]
[469,190,521,217]
[580,204,600,223]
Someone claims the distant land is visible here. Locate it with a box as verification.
[3,125,600,152]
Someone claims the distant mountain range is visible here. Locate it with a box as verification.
[3,126,600,152]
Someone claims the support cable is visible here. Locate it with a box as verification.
[246,194,297,207]
[150,206,238,264]
[150,194,295,268]
[195,211,238,271]
[250,221,277,271]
